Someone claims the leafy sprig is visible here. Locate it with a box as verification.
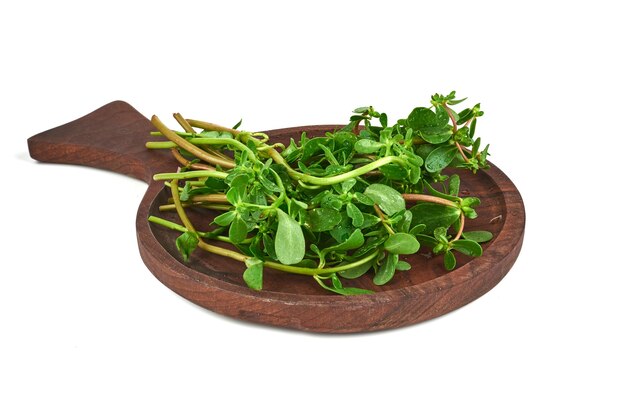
[146,92,493,295]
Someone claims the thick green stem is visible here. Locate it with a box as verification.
[186,119,240,136]
[402,193,460,208]
[264,250,379,275]
[443,104,458,133]
[151,115,236,169]
[147,137,257,162]
[170,179,196,233]
[153,170,228,181]
[297,156,406,186]
[173,113,195,133]
[158,203,231,212]
[452,213,466,242]
[454,141,471,163]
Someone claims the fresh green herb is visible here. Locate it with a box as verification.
[146,91,493,294]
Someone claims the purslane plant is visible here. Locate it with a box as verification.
[146,91,493,295]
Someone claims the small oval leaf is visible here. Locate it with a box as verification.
[213,210,236,227]
[275,209,305,265]
[306,208,342,232]
[462,230,493,243]
[444,251,457,270]
[355,139,383,153]
[373,253,399,285]
[425,145,458,173]
[451,239,483,257]
[228,215,248,244]
[243,258,263,290]
[338,259,373,279]
[384,233,420,255]
[346,203,364,227]
[409,203,461,234]
[364,184,405,216]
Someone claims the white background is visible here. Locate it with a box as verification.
[2,1,624,416]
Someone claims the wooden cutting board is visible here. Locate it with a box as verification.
[27,101,525,333]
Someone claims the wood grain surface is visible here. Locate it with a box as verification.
[27,101,525,333]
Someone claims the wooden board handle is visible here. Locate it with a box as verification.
[27,101,176,183]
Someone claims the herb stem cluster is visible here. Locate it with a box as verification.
[146,91,493,294]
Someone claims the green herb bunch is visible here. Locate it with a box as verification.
[146,91,493,295]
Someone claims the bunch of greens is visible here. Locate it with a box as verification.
[146,91,492,295]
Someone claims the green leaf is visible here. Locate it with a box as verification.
[433,227,449,243]
[353,192,374,206]
[409,203,461,234]
[353,236,386,257]
[406,107,448,130]
[332,286,374,295]
[204,177,227,193]
[425,145,458,173]
[462,207,478,219]
[341,178,357,194]
[338,259,373,279]
[320,194,343,211]
[392,209,412,233]
[248,235,264,260]
[175,231,199,262]
[418,126,453,144]
[229,173,249,193]
[315,274,374,295]
[346,202,364,227]
[373,253,399,285]
[262,234,277,260]
[275,209,305,265]
[360,213,380,229]
[472,137,481,158]
[415,234,438,248]
[322,229,364,255]
[232,119,243,130]
[449,174,460,196]
[258,175,281,193]
[229,215,248,244]
[379,113,388,128]
[409,224,426,235]
[301,137,326,161]
[355,139,383,153]
[423,182,460,202]
[331,274,343,289]
[462,197,481,208]
[408,164,421,184]
[364,183,405,216]
[444,251,456,270]
[225,187,241,205]
[180,182,192,201]
[213,210,236,226]
[454,126,471,146]
[384,233,420,255]
[306,208,342,232]
[243,258,263,290]
[451,239,483,257]
[395,260,411,271]
[379,163,409,180]
[448,97,467,105]
[456,108,473,125]
[462,230,493,243]
[329,212,354,243]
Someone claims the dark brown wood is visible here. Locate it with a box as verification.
[27,101,525,333]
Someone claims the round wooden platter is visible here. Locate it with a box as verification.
[27,101,525,333]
